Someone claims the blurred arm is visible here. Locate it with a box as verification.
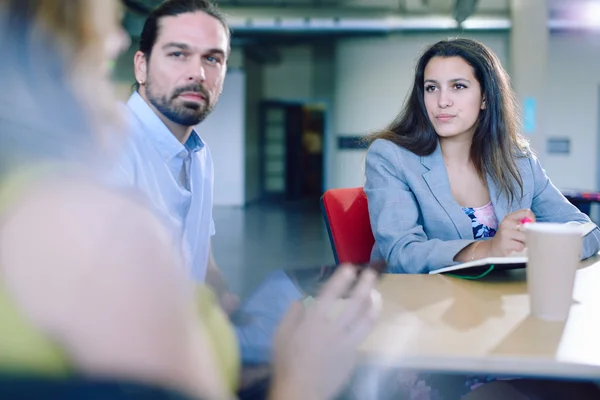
[0,179,229,400]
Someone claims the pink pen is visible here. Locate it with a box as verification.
[520,217,533,224]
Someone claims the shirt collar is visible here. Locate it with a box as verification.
[185,129,204,153]
[126,91,204,161]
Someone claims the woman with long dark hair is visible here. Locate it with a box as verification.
[362,37,600,398]
[366,38,600,274]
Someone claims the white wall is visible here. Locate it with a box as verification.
[201,69,246,206]
[312,44,336,101]
[332,32,509,189]
[263,45,315,100]
[313,44,336,190]
[540,32,600,191]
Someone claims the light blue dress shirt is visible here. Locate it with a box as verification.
[116,92,215,281]
[115,92,302,365]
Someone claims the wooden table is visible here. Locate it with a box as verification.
[359,255,600,380]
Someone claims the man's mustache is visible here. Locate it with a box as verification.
[171,84,210,102]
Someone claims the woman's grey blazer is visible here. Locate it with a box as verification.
[365,139,600,274]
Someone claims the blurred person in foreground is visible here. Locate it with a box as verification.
[0,1,382,399]
[115,0,313,367]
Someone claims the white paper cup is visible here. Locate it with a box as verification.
[524,222,582,321]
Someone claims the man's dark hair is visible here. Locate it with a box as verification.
[138,0,230,61]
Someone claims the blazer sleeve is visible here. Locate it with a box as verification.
[528,155,600,259]
[365,140,474,273]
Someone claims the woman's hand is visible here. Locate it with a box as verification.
[269,265,382,400]
[488,209,536,257]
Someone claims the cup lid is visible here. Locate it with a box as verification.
[523,222,582,235]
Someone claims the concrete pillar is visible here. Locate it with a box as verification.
[510,0,549,149]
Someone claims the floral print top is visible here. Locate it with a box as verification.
[462,201,498,239]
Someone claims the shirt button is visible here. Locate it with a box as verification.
[178,151,187,158]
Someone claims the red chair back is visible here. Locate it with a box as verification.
[320,187,375,264]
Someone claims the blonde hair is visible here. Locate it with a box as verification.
[1,0,126,152]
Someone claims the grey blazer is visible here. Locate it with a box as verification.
[365,139,600,274]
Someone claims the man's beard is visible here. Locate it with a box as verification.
[146,80,213,127]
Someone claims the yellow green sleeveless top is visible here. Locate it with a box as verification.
[0,170,71,377]
[195,285,240,392]
[0,285,72,377]
[0,171,239,393]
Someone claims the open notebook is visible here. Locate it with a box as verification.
[429,221,597,278]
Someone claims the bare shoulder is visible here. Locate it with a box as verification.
[1,178,165,237]
[0,178,217,396]
[0,178,183,290]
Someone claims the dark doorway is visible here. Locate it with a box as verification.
[259,101,325,203]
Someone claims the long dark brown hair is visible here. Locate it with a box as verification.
[369,38,530,206]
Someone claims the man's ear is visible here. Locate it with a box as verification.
[133,51,148,86]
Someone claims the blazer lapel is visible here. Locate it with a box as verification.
[421,145,474,240]
[487,174,510,223]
